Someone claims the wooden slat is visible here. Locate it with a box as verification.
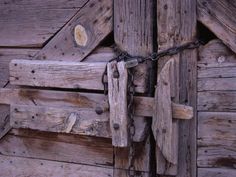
[35,0,112,61]
[157,0,197,175]
[198,91,236,112]
[107,61,129,147]
[197,0,236,53]
[10,105,110,138]
[0,0,88,47]
[197,112,236,168]
[0,134,113,167]
[9,59,146,93]
[198,39,236,68]
[198,67,236,78]
[198,168,236,177]
[198,78,236,91]
[153,59,177,164]
[0,155,113,177]
[114,0,154,174]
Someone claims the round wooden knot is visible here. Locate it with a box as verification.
[74,24,88,47]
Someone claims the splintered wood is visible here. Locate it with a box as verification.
[107,61,129,147]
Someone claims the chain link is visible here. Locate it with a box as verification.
[127,68,136,177]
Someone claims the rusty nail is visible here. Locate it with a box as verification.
[95,107,103,115]
[113,123,120,130]
[113,70,119,78]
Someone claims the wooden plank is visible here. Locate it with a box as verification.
[198,112,236,147]
[198,168,236,177]
[113,0,154,175]
[35,0,112,61]
[157,0,197,176]
[107,61,128,147]
[9,59,146,93]
[197,0,236,53]
[198,78,236,91]
[198,91,236,111]
[0,0,88,47]
[198,67,236,78]
[198,39,236,68]
[10,60,106,90]
[0,155,113,177]
[152,59,177,164]
[0,134,113,167]
[10,105,110,138]
[172,103,193,120]
[197,112,236,168]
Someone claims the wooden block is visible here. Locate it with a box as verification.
[9,59,146,93]
[35,0,112,61]
[0,155,113,177]
[107,61,128,147]
[197,0,236,53]
[152,59,177,165]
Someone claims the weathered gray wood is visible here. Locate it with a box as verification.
[198,91,236,112]
[197,112,236,168]
[197,0,236,53]
[0,134,113,167]
[198,168,236,177]
[10,105,110,138]
[0,155,113,177]
[198,78,236,91]
[172,103,193,120]
[35,0,112,61]
[107,61,128,147]
[0,0,88,47]
[113,0,154,175]
[198,67,236,78]
[10,60,106,90]
[153,59,177,165]
[9,59,146,93]
[157,0,197,176]
[0,106,11,139]
[198,39,236,68]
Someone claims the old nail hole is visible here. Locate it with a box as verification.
[32,116,35,119]
[15,77,19,80]
[31,70,35,74]
[14,64,17,66]
[164,4,168,10]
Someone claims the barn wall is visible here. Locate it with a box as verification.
[197,39,236,176]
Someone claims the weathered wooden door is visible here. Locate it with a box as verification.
[0,0,198,176]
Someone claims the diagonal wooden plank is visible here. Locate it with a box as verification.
[35,0,112,61]
[197,0,236,53]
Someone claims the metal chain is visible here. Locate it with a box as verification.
[127,68,136,177]
[101,39,203,177]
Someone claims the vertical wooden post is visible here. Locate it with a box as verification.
[114,0,154,176]
[157,0,197,176]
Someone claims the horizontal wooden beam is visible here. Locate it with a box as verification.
[9,59,147,93]
[0,88,193,139]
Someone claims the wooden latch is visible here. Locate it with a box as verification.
[152,59,193,167]
[107,59,193,148]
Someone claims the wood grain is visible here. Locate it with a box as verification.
[0,155,113,177]
[198,168,236,177]
[9,59,146,93]
[107,61,129,147]
[35,0,112,61]
[0,0,88,47]
[152,59,177,165]
[197,0,236,53]
[0,134,113,167]
[113,0,154,175]
[198,112,236,168]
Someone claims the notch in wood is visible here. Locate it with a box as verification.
[107,61,129,147]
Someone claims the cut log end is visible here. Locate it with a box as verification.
[74,24,88,47]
